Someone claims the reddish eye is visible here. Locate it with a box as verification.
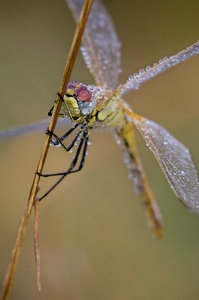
[75,85,92,102]
[78,90,90,101]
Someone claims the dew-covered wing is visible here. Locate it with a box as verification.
[118,41,199,95]
[132,114,199,214]
[66,0,121,90]
[0,118,71,140]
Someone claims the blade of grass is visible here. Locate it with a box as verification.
[34,191,41,292]
[0,1,93,299]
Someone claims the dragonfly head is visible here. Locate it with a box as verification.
[63,81,95,120]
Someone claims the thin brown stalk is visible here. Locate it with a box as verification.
[0,1,93,299]
[34,192,41,292]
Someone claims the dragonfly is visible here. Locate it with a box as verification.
[1,0,199,238]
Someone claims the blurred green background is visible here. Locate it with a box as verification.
[0,0,199,299]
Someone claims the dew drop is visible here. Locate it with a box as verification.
[139,69,145,75]
[146,65,151,71]
[81,108,89,115]
[128,75,134,81]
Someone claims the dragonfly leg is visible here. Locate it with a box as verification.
[46,123,81,151]
[48,93,65,116]
[48,106,54,117]
[38,129,89,201]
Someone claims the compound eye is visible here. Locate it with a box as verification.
[75,85,92,102]
[78,90,91,101]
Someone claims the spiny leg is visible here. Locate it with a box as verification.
[38,129,89,201]
[48,92,65,117]
[47,123,85,152]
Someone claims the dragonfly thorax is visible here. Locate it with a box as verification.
[61,80,127,130]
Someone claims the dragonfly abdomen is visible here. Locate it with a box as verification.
[116,120,163,238]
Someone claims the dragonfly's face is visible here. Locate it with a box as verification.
[63,80,95,120]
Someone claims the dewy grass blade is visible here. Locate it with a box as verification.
[0,1,93,299]
[34,191,41,292]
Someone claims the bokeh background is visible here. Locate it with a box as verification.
[0,0,199,299]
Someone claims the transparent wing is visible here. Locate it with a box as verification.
[66,0,121,89]
[118,41,199,95]
[130,112,199,214]
[0,118,71,140]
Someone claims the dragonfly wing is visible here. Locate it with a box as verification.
[118,41,199,95]
[66,0,121,90]
[130,112,199,214]
[0,118,71,140]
